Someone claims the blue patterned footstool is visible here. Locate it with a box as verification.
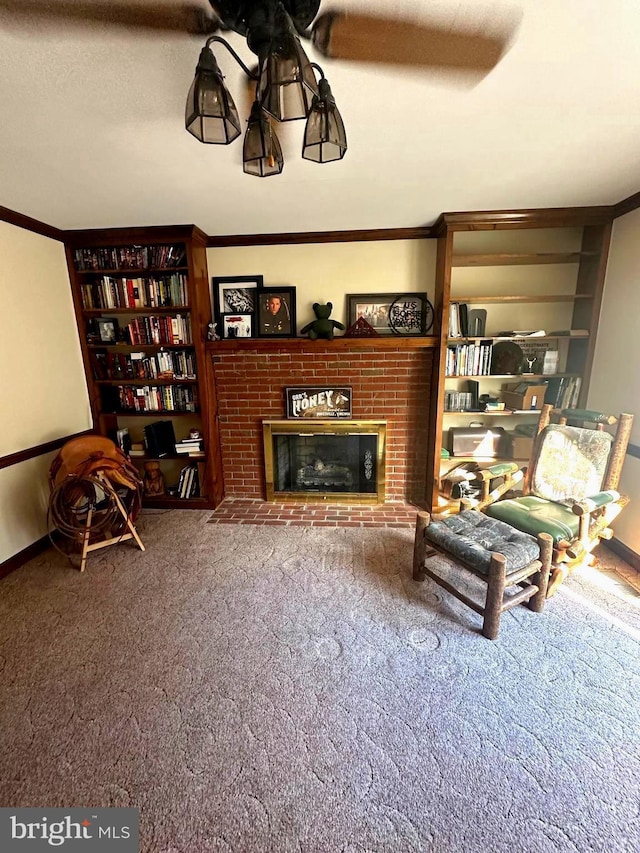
[412,510,553,639]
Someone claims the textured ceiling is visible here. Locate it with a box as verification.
[0,0,639,236]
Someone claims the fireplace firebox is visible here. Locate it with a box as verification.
[263,420,387,504]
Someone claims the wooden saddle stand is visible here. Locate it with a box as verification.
[49,436,145,572]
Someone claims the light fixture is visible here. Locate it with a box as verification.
[185,5,347,176]
[243,101,284,177]
[255,4,318,122]
[185,42,241,144]
[302,71,347,163]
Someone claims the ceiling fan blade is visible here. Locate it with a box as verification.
[0,1,219,35]
[311,11,515,76]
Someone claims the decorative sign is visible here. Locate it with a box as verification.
[285,387,352,419]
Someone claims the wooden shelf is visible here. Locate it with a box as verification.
[451,253,582,267]
[443,410,542,416]
[441,456,529,463]
[103,410,200,417]
[445,373,580,380]
[451,294,592,303]
[130,454,205,462]
[206,335,438,352]
[95,378,198,385]
[88,343,195,350]
[142,496,211,509]
[75,266,189,275]
[83,306,190,315]
[447,334,589,343]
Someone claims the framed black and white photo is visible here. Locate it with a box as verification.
[222,313,253,339]
[96,317,119,344]
[346,293,433,336]
[212,275,262,321]
[257,286,296,337]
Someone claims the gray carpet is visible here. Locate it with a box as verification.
[1,511,639,852]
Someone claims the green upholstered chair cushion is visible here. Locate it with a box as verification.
[485,496,580,544]
[531,424,612,504]
[424,510,540,575]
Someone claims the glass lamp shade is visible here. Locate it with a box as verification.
[302,78,347,163]
[185,47,241,144]
[257,32,319,122]
[243,103,284,177]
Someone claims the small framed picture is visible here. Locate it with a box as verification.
[257,286,296,337]
[346,293,431,336]
[222,313,253,339]
[96,317,119,344]
[212,275,262,321]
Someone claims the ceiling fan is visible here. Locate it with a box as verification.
[0,0,516,75]
[0,1,518,175]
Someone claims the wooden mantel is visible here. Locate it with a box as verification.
[206,336,438,353]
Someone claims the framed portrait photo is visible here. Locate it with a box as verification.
[346,293,432,336]
[96,316,119,344]
[222,313,253,339]
[212,275,263,322]
[257,286,296,337]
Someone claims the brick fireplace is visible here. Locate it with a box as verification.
[209,340,433,507]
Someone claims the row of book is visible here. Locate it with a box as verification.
[80,274,188,310]
[91,349,197,381]
[445,342,494,376]
[125,315,192,346]
[74,244,186,271]
[545,376,582,410]
[177,464,200,499]
[110,384,199,413]
[444,391,475,412]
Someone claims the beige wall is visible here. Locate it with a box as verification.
[1,222,91,562]
[207,239,436,333]
[588,208,640,553]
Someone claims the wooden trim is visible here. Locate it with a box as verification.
[0,429,93,471]
[0,204,64,242]
[606,537,640,574]
[433,207,614,235]
[451,252,583,267]
[627,442,640,460]
[207,226,434,247]
[613,190,640,219]
[206,336,438,353]
[63,224,200,247]
[0,534,52,580]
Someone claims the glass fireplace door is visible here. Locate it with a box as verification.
[263,420,386,504]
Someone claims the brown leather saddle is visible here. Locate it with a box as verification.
[49,435,143,517]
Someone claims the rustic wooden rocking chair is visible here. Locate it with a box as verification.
[463,404,634,596]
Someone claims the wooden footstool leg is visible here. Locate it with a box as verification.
[529,532,553,612]
[413,511,430,581]
[482,552,507,640]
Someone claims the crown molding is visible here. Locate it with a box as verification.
[207,226,435,248]
[612,190,640,220]
[0,204,64,242]
[433,206,615,235]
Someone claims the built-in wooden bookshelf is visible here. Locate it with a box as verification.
[427,215,613,511]
[65,225,222,509]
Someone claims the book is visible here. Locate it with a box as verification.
[144,420,176,457]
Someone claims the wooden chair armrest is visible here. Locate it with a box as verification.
[476,462,521,482]
[571,490,620,516]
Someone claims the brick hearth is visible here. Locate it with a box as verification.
[208,340,433,511]
[207,498,420,527]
